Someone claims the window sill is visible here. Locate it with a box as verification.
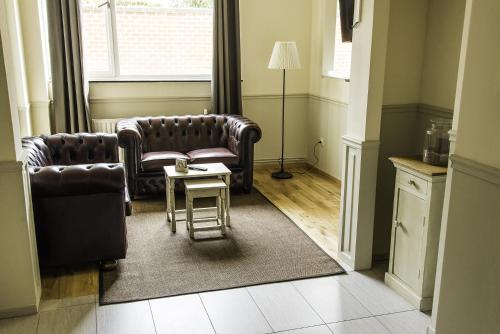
[89,78,211,83]
[322,73,350,82]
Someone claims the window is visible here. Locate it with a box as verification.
[323,0,352,80]
[80,0,214,80]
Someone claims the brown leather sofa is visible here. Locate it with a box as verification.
[22,133,129,267]
[117,114,262,197]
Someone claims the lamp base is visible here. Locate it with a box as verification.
[271,171,293,179]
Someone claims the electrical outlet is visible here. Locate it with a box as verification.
[318,138,325,146]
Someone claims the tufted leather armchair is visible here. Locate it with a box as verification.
[117,114,262,197]
[22,133,129,267]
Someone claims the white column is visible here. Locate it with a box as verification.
[338,0,391,270]
[429,0,500,333]
[0,13,41,318]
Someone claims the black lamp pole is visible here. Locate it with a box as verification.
[272,69,293,179]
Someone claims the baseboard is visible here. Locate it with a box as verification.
[254,158,307,167]
[308,165,341,184]
[0,304,38,319]
[384,273,433,311]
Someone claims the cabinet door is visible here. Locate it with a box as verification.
[392,188,425,291]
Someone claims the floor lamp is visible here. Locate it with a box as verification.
[268,41,301,179]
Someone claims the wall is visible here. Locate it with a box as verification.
[373,0,465,257]
[18,0,52,135]
[4,0,31,137]
[420,0,467,110]
[382,0,428,106]
[307,0,349,179]
[89,0,312,163]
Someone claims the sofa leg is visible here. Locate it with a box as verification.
[100,260,118,271]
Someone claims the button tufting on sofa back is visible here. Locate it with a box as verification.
[31,133,120,166]
[136,115,229,153]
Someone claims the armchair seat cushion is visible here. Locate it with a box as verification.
[141,151,189,172]
[187,148,239,167]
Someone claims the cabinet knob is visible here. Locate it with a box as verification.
[394,220,403,228]
[408,180,417,187]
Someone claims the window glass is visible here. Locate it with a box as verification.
[331,2,352,79]
[80,0,113,74]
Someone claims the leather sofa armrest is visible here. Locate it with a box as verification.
[226,115,262,159]
[116,119,143,149]
[116,119,143,197]
[29,163,126,197]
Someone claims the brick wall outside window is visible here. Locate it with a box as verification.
[81,5,213,77]
[331,4,352,79]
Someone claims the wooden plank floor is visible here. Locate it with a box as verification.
[254,164,341,260]
[41,264,99,300]
[40,164,341,300]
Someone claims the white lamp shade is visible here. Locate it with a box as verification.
[268,41,301,70]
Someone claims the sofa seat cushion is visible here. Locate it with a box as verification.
[187,148,239,167]
[141,151,189,172]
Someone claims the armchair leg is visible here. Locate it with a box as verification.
[100,260,118,271]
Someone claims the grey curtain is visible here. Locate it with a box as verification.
[212,0,243,115]
[339,0,355,42]
[46,0,90,133]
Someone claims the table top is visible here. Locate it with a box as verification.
[164,163,231,179]
[389,156,448,176]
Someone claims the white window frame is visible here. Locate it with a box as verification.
[322,0,351,81]
[83,0,213,82]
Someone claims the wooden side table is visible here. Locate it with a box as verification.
[185,179,227,238]
[163,163,231,233]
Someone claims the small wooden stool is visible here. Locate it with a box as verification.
[184,179,228,239]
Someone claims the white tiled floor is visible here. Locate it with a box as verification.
[0,270,430,334]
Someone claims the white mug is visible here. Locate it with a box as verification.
[175,158,188,173]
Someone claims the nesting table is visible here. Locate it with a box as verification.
[164,163,231,233]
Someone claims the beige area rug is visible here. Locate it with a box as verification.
[100,189,344,304]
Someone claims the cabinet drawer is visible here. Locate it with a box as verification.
[398,170,427,196]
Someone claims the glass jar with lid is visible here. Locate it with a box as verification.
[423,119,452,166]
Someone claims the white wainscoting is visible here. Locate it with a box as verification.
[338,135,380,270]
[429,155,500,334]
[308,95,348,180]
[0,152,41,318]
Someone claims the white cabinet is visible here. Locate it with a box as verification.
[385,157,447,311]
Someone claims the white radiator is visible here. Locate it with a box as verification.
[92,118,122,134]
[92,118,124,162]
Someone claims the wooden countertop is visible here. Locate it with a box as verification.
[389,156,448,176]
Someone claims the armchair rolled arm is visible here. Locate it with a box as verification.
[226,115,262,159]
[116,119,144,197]
[116,119,143,149]
[22,136,52,167]
[29,163,126,197]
